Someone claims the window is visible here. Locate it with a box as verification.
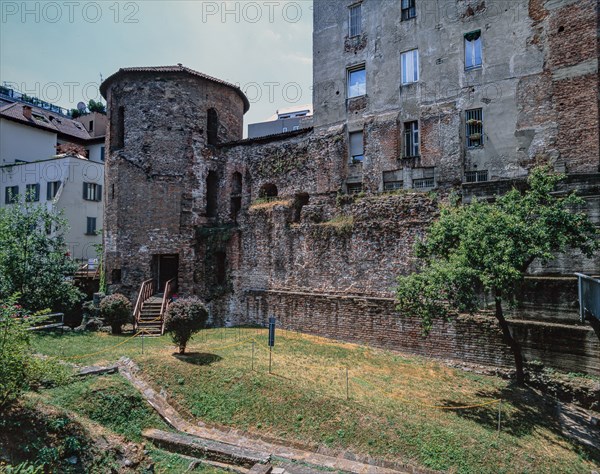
[259,183,278,198]
[206,171,219,217]
[347,182,363,194]
[207,108,219,146]
[347,65,366,98]
[384,180,403,191]
[349,131,364,163]
[47,181,61,200]
[413,177,434,189]
[349,4,362,37]
[383,171,403,191]
[86,217,97,235]
[25,183,40,202]
[111,106,124,150]
[100,146,105,162]
[89,120,94,132]
[465,30,482,69]
[401,49,419,84]
[230,172,242,220]
[4,186,18,204]
[83,182,102,201]
[465,108,484,148]
[464,170,488,183]
[216,251,226,285]
[401,0,416,20]
[403,121,419,157]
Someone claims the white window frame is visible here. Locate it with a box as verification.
[401,49,419,84]
[347,65,366,98]
[403,121,420,158]
[465,30,482,70]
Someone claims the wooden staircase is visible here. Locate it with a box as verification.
[133,278,176,337]
[137,296,164,336]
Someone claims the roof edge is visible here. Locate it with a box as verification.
[100,64,250,113]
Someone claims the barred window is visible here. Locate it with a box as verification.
[465,108,483,148]
[413,178,434,189]
[347,182,363,194]
[403,121,419,157]
[464,170,488,183]
[349,4,361,37]
[401,0,416,20]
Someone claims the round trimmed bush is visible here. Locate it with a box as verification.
[164,297,208,354]
[99,293,131,334]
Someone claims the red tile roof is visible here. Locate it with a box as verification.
[100,64,250,113]
[0,102,100,141]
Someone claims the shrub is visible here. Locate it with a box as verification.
[164,297,208,354]
[99,294,131,334]
[0,296,71,409]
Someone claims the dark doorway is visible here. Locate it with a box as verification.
[153,254,179,292]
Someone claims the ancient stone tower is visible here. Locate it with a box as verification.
[100,64,249,301]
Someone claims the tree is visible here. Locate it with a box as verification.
[396,166,598,385]
[164,298,208,354]
[87,99,106,114]
[0,196,83,313]
[70,108,81,119]
[99,294,131,334]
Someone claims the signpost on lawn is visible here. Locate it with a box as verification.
[268,317,276,374]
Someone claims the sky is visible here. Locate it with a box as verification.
[0,0,314,135]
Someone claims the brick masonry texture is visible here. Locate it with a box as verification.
[102,1,600,375]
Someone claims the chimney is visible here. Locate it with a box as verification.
[23,105,32,120]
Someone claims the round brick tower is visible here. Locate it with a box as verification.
[100,64,249,301]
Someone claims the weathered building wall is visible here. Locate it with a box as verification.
[101,0,599,375]
[102,69,246,300]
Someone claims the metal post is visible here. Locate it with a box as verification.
[142,331,144,354]
[269,346,272,374]
[346,367,349,400]
[251,341,255,371]
[497,400,502,432]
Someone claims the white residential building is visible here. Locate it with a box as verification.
[0,91,106,261]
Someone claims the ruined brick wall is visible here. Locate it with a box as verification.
[245,290,600,376]
[100,0,599,375]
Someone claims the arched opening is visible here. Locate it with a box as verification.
[230,172,243,221]
[293,192,310,222]
[215,251,226,285]
[111,105,124,150]
[259,183,278,199]
[207,108,219,146]
[206,171,219,218]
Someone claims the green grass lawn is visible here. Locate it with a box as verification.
[32,328,599,474]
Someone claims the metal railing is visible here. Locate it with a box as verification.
[160,278,176,335]
[133,279,155,330]
[575,273,600,323]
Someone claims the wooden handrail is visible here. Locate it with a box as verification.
[133,278,155,330]
[160,278,176,335]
